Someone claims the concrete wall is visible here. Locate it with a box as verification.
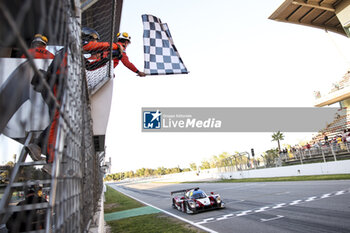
[218,160,350,179]
[116,160,350,184]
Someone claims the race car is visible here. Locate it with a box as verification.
[171,187,225,214]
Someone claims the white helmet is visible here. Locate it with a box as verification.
[117,32,131,43]
[32,34,48,46]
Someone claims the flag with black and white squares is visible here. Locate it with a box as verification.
[142,14,188,75]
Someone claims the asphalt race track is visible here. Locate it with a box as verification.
[109,180,350,233]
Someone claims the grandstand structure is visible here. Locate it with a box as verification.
[270,0,350,143]
[0,0,122,232]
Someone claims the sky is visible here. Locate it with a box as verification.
[105,0,350,172]
[1,0,350,172]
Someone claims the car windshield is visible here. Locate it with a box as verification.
[191,191,207,199]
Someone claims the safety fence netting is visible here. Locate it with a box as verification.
[82,0,121,96]
[0,0,118,232]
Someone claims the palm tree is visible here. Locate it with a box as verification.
[272,131,284,152]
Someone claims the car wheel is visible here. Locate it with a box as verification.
[220,202,225,208]
[185,203,192,213]
[172,199,176,209]
[182,202,187,213]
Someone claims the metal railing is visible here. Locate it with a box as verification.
[215,142,350,174]
[216,152,257,173]
[280,142,350,165]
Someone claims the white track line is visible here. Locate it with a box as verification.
[272,203,287,209]
[109,185,219,233]
[216,214,233,221]
[211,189,349,223]
[236,210,252,216]
[198,189,348,225]
[335,190,345,195]
[289,200,302,205]
[305,196,317,202]
[197,218,215,224]
[255,207,269,213]
[320,193,331,199]
[260,215,284,222]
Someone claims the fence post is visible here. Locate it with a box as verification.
[299,150,303,165]
[254,158,257,169]
[321,146,326,163]
[234,156,239,171]
[330,144,337,161]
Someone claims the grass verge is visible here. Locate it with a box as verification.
[104,186,144,213]
[104,186,205,233]
[215,173,350,183]
[107,213,203,233]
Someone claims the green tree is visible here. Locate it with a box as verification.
[104,174,113,181]
[200,160,211,170]
[111,173,119,180]
[136,168,145,177]
[217,152,232,167]
[0,171,9,184]
[6,161,14,167]
[263,148,279,167]
[144,168,153,177]
[0,162,14,184]
[125,170,134,178]
[170,167,181,174]
[116,173,123,180]
[189,163,197,171]
[155,167,165,176]
[209,156,218,168]
[272,131,284,152]
[165,168,172,174]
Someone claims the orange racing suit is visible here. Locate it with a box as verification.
[83,41,121,70]
[46,50,67,163]
[112,42,139,73]
[21,47,55,59]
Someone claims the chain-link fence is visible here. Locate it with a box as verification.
[0,0,121,232]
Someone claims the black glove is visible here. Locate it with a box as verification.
[112,43,123,60]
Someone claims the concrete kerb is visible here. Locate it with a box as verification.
[88,191,105,233]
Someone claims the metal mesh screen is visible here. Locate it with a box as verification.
[0,0,119,232]
[82,0,122,95]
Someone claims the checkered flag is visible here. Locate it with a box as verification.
[142,14,188,75]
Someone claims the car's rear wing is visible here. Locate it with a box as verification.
[170,187,199,195]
